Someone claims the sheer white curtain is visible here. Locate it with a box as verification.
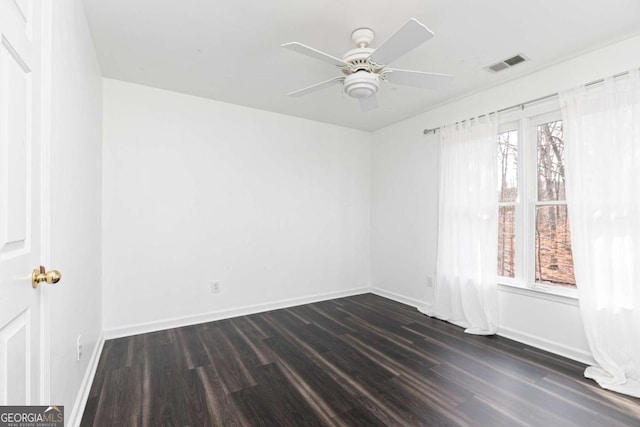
[424,117,499,335]
[560,69,640,397]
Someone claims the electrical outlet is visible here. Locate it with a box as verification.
[427,276,434,288]
[211,281,221,293]
[76,335,83,361]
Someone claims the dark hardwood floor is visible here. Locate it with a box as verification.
[81,294,640,426]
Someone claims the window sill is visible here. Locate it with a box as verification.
[498,281,579,306]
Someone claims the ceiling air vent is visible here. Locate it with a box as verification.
[486,53,528,73]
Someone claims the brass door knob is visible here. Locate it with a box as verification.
[32,266,62,289]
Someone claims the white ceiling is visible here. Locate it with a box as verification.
[83,0,640,131]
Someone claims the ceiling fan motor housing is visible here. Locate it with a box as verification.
[342,29,380,99]
[343,71,380,98]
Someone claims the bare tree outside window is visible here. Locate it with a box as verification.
[497,130,517,278]
[535,121,576,287]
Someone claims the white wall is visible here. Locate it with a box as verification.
[49,0,103,421]
[371,34,640,364]
[370,129,439,307]
[102,79,371,333]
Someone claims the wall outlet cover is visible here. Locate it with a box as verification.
[76,335,83,361]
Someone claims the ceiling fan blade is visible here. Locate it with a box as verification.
[358,95,378,112]
[384,68,453,90]
[286,77,344,97]
[369,18,434,66]
[281,42,349,68]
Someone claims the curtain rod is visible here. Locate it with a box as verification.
[422,70,634,135]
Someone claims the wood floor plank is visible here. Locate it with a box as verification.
[82,294,640,427]
[140,329,173,347]
[171,325,210,369]
[249,362,328,426]
[536,374,640,425]
[228,316,270,340]
[88,366,143,427]
[336,299,422,342]
[102,338,130,369]
[333,406,389,427]
[263,335,357,416]
[455,395,530,427]
[87,343,112,398]
[217,321,270,369]
[406,321,550,383]
[147,368,215,427]
[245,312,282,338]
[430,362,582,426]
[345,326,440,370]
[416,338,599,426]
[229,386,283,426]
[197,325,257,394]
[195,365,243,426]
[226,318,277,367]
[341,333,474,409]
[79,396,98,426]
[288,304,354,335]
[264,310,344,354]
[312,299,352,319]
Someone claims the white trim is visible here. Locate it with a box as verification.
[370,287,593,365]
[38,0,53,405]
[67,332,105,427]
[104,287,370,339]
[497,325,594,366]
[370,287,424,309]
[498,283,578,306]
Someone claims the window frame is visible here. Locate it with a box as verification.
[496,101,578,299]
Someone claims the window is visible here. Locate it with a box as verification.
[533,119,575,287]
[497,109,576,290]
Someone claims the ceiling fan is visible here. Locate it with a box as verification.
[282,18,453,112]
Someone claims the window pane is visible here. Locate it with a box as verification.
[537,120,566,201]
[535,205,576,287]
[498,206,515,277]
[498,130,518,202]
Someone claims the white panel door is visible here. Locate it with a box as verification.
[0,0,46,405]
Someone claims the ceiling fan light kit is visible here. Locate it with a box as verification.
[343,71,380,98]
[282,18,453,111]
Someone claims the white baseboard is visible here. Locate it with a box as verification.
[370,287,424,309]
[371,286,595,366]
[104,287,370,339]
[67,331,105,427]
[498,325,595,366]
